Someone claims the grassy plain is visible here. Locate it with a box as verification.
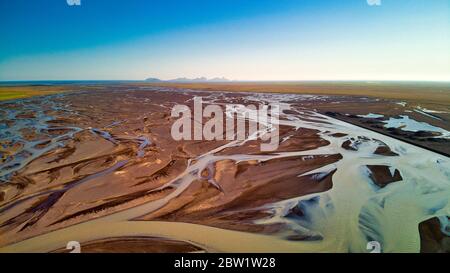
[0,86,77,101]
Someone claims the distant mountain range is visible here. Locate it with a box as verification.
[145,77,230,83]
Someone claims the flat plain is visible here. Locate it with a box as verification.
[0,82,449,253]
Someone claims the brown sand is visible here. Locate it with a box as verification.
[0,84,448,252]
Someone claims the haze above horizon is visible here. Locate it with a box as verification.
[0,0,449,81]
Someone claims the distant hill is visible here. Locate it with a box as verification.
[145,77,230,83]
[144,77,163,82]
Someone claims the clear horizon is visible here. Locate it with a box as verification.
[1,0,449,81]
[1,79,450,84]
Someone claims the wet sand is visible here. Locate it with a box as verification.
[0,85,449,253]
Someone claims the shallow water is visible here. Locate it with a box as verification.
[382,115,450,138]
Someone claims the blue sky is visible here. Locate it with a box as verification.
[0,0,449,81]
